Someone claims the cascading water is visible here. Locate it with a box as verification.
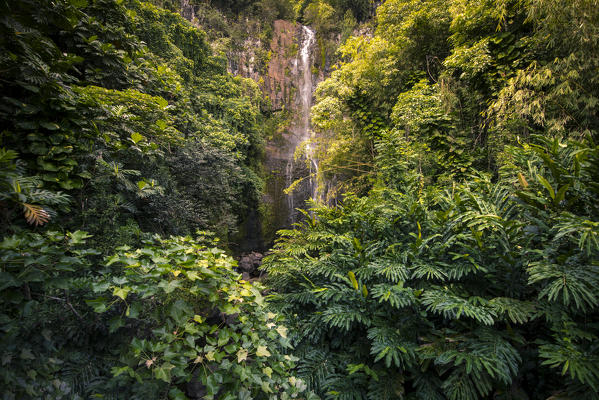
[180,0,196,22]
[285,25,318,225]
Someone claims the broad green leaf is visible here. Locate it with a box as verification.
[68,231,91,245]
[40,122,60,130]
[86,298,108,313]
[108,316,124,333]
[555,184,570,204]
[261,382,272,393]
[154,363,174,382]
[193,315,205,323]
[168,388,187,400]
[92,282,110,294]
[186,271,200,281]
[20,348,35,360]
[169,300,193,325]
[158,280,181,294]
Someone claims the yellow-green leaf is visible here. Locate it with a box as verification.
[348,271,359,290]
[263,367,273,378]
[237,349,248,363]
[113,286,130,300]
[130,132,144,144]
[185,271,200,281]
[537,175,555,199]
[276,325,288,338]
[193,315,205,323]
[256,346,271,357]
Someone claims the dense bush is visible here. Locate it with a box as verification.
[0,230,315,399]
[0,0,265,247]
[264,137,599,399]
[262,0,599,399]
[0,1,305,398]
[2,0,598,399]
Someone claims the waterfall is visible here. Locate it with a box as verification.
[180,0,195,22]
[285,25,317,225]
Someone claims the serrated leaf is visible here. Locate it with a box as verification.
[86,298,108,313]
[20,348,35,360]
[186,270,200,281]
[193,315,205,323]
[154,363,174,382]
[158,280,181,294]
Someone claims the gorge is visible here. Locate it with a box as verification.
[3,1,597,399]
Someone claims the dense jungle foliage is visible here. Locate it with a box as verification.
[1,0,598,399]
[0,0,313,398]
[265,0,599,399]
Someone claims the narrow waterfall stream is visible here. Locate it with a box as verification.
[285,25,317,226]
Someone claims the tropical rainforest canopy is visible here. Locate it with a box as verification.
[0,0,598,399]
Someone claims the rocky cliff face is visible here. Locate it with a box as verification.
[260,21,321,236]
[178,2,326,243]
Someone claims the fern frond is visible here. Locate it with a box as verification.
[554,213,599,255]
[489,297,535,324]
[367,327,417,369]
[410,261,448,281]
[421,289,496,325]
[22,203,50,226]
[356,260,409,284]
[528,261,598,310]
[321,305,371,331]
[370,283,417,309]
[539,341,599,391]
[442,369,487,400]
